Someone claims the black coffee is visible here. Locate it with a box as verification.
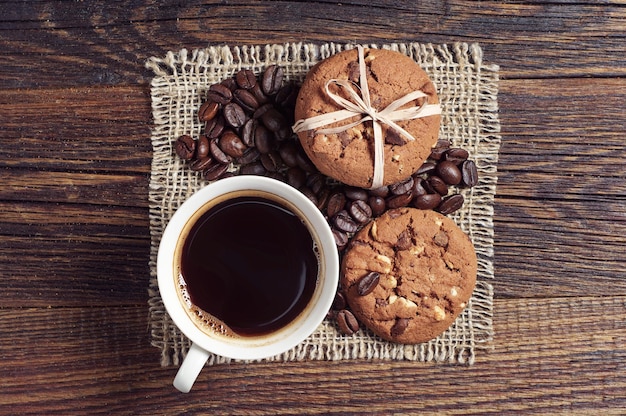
[180,195,318,337]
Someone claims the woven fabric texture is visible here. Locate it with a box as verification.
[145,42,500,367]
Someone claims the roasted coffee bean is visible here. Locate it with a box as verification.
[250,82,269,105]
[436,161,462,185]
[205,115,225,139]
[233,88,260,112]
[300,187,318,206]
[336,309,359,335]
[219,130,247,158]
[235,69,257,90]
[332,291,347,310]
[333,210,359,233]
[209,137,232,164]
[368,196,386,216]
[241,118,258,147]
[240,161,267,176]
[386,191,413,209]
[306,173,326,195]
[260,151,281,172]
[260,108,287,133]
[278,142,299,167]
[327,192,347,218]
[357,271,380,296]
[369,186,390,198]
[261,65,284,95]
[412,177,428,197]
[204,161,230,181]
[190,156,213,171]
[295,151,317,173]
[223,102,248,128]
[274,125,293,141]
[196,135,210,159]
[461,160,478,187]
[220,77,237,91]
[389,176,414,195]
[254,125,275,154]
[253,102,273,119]
[413,193,442,210]
[444,148,469,165]
[286,167,307,189]
[174,135,196,160]
[332,229,349,250]
[237,147,261,165]
[206,83,232,105]
[415,161,437,175]
[316,187,331,211]
[197,100,219,122]
[390,318,410,337]
[274,82,298,109]
[437,194,465,215]
[429,139,451,160]
[427,175,449,196]
[348,200,372,224]
[344,187,369,201]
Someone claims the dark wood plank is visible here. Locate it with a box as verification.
[1,1,625,88]
[0,87,152,173]
[0,201,150,307]
[0,297,624,414]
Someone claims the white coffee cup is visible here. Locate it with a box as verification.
[157,176,339,393]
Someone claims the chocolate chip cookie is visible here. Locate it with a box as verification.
[294,47,441,188]
[341,207,476,344]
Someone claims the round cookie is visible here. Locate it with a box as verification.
[294,47,440,188]
[341,208,477,344]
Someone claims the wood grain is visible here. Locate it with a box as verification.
[0,297,624,414]
[1,1,625,89]
[1,1,625,413]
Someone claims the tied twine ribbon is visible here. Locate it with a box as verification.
[293,46,442,189]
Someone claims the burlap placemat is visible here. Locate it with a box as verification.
[146,42,500,367]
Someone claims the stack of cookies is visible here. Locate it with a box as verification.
[293,47,476,344]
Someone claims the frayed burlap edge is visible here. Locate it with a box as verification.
[146,42,500,367]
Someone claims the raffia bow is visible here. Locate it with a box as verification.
[292,46,442,189]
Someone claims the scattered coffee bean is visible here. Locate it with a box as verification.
[260,108,286,133]
[205,115,225,139]
[386,191,413,209]
[348,200,372,224]
[333,210,359,233]
[357,272,380,296]
[223,102,248,128]
[444,148,469,165]
[233,88,260,112]
[415,161,436,175]
[198,100,219,122]
[413,193,442,210]
[344,187,369,201]
[429,139,451,160]
[254,124,275,154]
[332,291,347,310]
[196,135,210,159]
[237,147,261,165]
[206,83,232,105]
[261,65,284,96]
[327,192,347,218]
[427,175,449,196]
[461,160,478,187]
[219,130,247,158]
[174,135,196,160]
[286,166,307,189]
[209,137,232,164]
[336,309,359,335]
[332,228,349,250]
[389,176,414,195]
[368,196,386,216]
[436,161,462,185]
[235,69,257,90]
[190,156,213,172]
[368,186,390,198]
[204,161,230,181]
[260,151,281,172]
[240,161,267,176]
[437,194,465,215]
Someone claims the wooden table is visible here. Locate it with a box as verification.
[1,2,625,414]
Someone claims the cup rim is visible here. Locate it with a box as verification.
[157,175,339,360]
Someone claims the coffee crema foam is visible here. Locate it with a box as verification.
[178,273,234,338]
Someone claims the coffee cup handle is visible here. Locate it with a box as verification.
[173,342,210,393]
